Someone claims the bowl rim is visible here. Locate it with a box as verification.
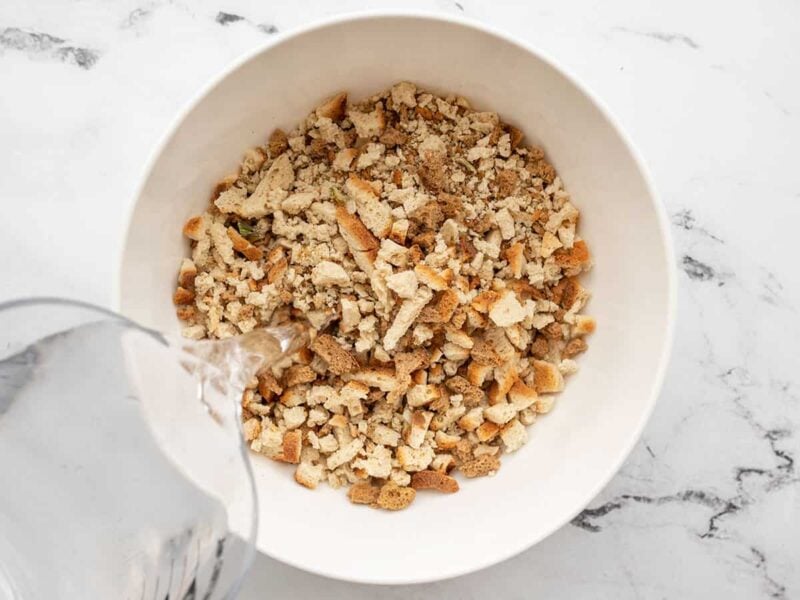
[114,8,677,585]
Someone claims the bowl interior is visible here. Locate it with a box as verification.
[119,14,673,584]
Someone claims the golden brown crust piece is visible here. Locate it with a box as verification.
[267,258,288,284]
[466,361,492,387]
[459,455,501,478]
[294,463,322,490]
[476,421,500,442]
[414,265,449,291]
[177,259,197,288]
[227,227,263,261]
[311,334,360,375]
[470,337,503,367]
[471,290,500,314]
[176,305,196,321]
[316,91,348,121]
[418,151,447,192]
[267,128,288,157]
[258,372,283,400]
[173,287,194,306]
[505,242,525,279]
[419,288,459,324]
[182,215,205,241]
[573,315,596,336]
[554,240,590,269]
[504,123,525,149]
[563,337,588,358]
[445,375,485,407]
[348,482,381,505]
[278,430,302,464]
[532,359,564,394]
[284,364,317,387]
[495,169,519,197]
[375,482,416,510]
[211,175,238,202]
[336,205,379,252]
[410,470,459,493]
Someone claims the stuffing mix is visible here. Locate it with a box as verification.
[173,82,595,511]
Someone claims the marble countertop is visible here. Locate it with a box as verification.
[1,0,798,597]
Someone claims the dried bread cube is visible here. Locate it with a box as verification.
[476,421,500,442]
[572,314,597,336]
[348,482,380,505]
[488,291,526,327]
[345,367,396,392]
[536,394,556,414]
[386,270,418,299]
[532,359,564,393]
[346,175,393,238]
[295,462,325,489]
[311,334,360,375]
[277,430,302,464]
[311,261,350,286]
[484,403,517,425]
[434,430,461,450]
[396,445,435,472]
[459,455,501,478]
[316,91,348,120]
[383,286,433,351]
[458,407,485,432]
[410,470,459,493]
[500,419,527,453]
[348,104,386,139]
[508,380,538,411]
[353,444,392,478]
[414,265,451,291]
[375,482,416,510]
[368,423,401,447]
[243,418,262,442]
[326,438,363,470]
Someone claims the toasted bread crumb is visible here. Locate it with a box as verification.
[375,482,416,510]
[459,455,501,478]
[410,470,459,493]
[278,430,302,464]
[295,462,324,489]
[348,482,380,505]
[311,334,360,375]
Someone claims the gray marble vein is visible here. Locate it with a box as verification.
[0,27,99,69]
[214,11,278,35]
[613,26,700,49]
[672,209,724,243]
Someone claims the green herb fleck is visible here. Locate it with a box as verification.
[237,221,255,238]
[330,185,347,205]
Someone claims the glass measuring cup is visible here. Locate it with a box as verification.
[0,298,303,599]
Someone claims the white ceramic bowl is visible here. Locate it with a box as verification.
[117,12,675,584]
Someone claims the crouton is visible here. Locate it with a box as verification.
[383,286,433,351]
[500,419,527,453]
[532,359,564,393]
[311,334,360,375]
[348,482,380,505]
[316,91,348,121]
[375,482,416,510]
[459,455,501,478]
[410,470,459,493]
[346,175,393,238]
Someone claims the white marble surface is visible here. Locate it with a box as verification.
[1,0,799,598]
